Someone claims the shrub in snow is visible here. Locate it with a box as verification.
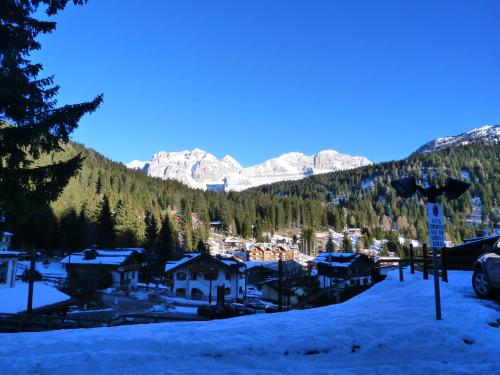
[63,268,113,300]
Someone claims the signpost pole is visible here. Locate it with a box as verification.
[27,245,36,314]
[431,246,442,320]
[427,203,444,321]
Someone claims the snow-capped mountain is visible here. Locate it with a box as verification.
[127,149,371,191]
[415,125,499,154]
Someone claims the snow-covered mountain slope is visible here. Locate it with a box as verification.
[127,149,371,191]
[415,125,499,154]
[1,270,498,374]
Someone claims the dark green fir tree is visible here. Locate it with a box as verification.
[0,0,102,237]
[96,195,114,248]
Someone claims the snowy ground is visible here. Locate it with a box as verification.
[1,270,499,374]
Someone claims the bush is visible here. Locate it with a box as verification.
[63,267,114,299]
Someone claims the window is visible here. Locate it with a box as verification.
[177,272,187,281]
[176,288,186,296]
[191,272,198,280]
[225,272,231,281]
[0,261,7,284]
[224,288,231,296]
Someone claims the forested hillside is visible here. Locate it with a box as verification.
[255,145,499,243]
[6,143,499,253]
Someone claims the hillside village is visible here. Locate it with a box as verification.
[1,1,500,373]
[0,217,482,326]
[0,225,400,319]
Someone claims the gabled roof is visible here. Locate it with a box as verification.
[60,248,144,266]
[245,260,302,271]
[313,252,371,268]
[0,282,72,314]
[165,252,245,273]
[0,250,22,258]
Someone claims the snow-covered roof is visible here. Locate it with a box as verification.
[165,253,201,273]
[0,282,71,314]
[165,253,245,273]
[60,248,143,266]
[224,237,243,243]
[245,261,278,270]
[313,252,362,266]
[0,250,22,258]
[2,232,13,236]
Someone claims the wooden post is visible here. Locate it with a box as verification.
[422,244,429,280]
[409,244,415,274]
[27,245,36,314]
[441,248,448,283]
[398,261,404,282]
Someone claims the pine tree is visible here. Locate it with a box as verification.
[96,195,114,248]
[342,234,353,252]
[325,237,335,252]
[301,226,315,255]
[0,1,102,222]
[157,214,178,275]
[196,239,208,253]
[144,210,158,252]
[142,210,158,286]
[114,199,137,247]
[180,198,193,250]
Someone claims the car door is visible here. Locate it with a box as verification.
[485,239,500,289]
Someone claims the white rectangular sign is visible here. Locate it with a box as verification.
[427,203,445,249]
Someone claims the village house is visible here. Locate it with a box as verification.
[61,248,145,290]
[224,236,245,249]
[209,221,225,232]
[165,252,246,302]
[312,252,377,288]
[259,275,318,307]
[247,244,294,262]
[246,260,304,286]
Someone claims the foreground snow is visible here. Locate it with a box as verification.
[1,271,499,374]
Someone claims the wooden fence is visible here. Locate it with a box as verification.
[383,244,451,283]
[0,311,207,333]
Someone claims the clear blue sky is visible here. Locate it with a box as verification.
[36,0,500,166]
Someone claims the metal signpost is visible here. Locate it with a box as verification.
[391,176,470,321]
[427,203,445,320]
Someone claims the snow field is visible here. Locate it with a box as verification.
[1,270,499,374]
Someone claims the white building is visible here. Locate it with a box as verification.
[0,249,18,289]
[165,252,246,302]
[61,248,145,290]
[0,232,13,251]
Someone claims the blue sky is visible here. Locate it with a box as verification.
[36,0,500,166]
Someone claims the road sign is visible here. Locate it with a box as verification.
[427,203,445,249]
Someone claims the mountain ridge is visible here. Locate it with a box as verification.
[127,149,372,191]
[415,125,499,154]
